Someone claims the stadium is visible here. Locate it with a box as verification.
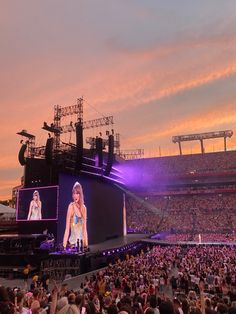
[0,98,236,314]
[2,1,236,313]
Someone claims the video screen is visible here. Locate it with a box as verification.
[58,173,124,246]
[17,186,58,221]
[58,175,90,247]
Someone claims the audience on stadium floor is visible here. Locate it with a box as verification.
[2,245,236,313]
[164,233,236,243]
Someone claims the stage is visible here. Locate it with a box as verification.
[1,232,235,282]
[0,233,148,280]
[81,233,148,253]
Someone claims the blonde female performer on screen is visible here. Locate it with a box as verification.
[63,182,88,248]
[27,190,42,220]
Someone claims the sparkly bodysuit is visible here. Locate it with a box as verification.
[68,203,84,245]
[29,201,41,220]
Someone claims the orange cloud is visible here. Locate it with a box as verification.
[125,103,236,148]
[78,61,236,115]
[156,65,236,101]
[0,179,20,200]
[2,13,236,201]
[108,32,236,61]
[0,156,18,168]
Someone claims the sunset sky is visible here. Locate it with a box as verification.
[1,0,236,200]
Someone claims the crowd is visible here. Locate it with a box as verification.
[126,193,236,237]
[127,151,236,176]
[164,234,236,243]
[2,245,236,313]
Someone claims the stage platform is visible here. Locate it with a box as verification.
[0,233,149,280]
[86,233,148,253]
[1,233,235,256]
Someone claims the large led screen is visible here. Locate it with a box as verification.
[58,173,124,246]
[17,186,58,221]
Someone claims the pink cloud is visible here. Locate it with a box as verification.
[124,102,236,148]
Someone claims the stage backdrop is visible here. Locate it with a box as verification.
[57,173,124,245]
